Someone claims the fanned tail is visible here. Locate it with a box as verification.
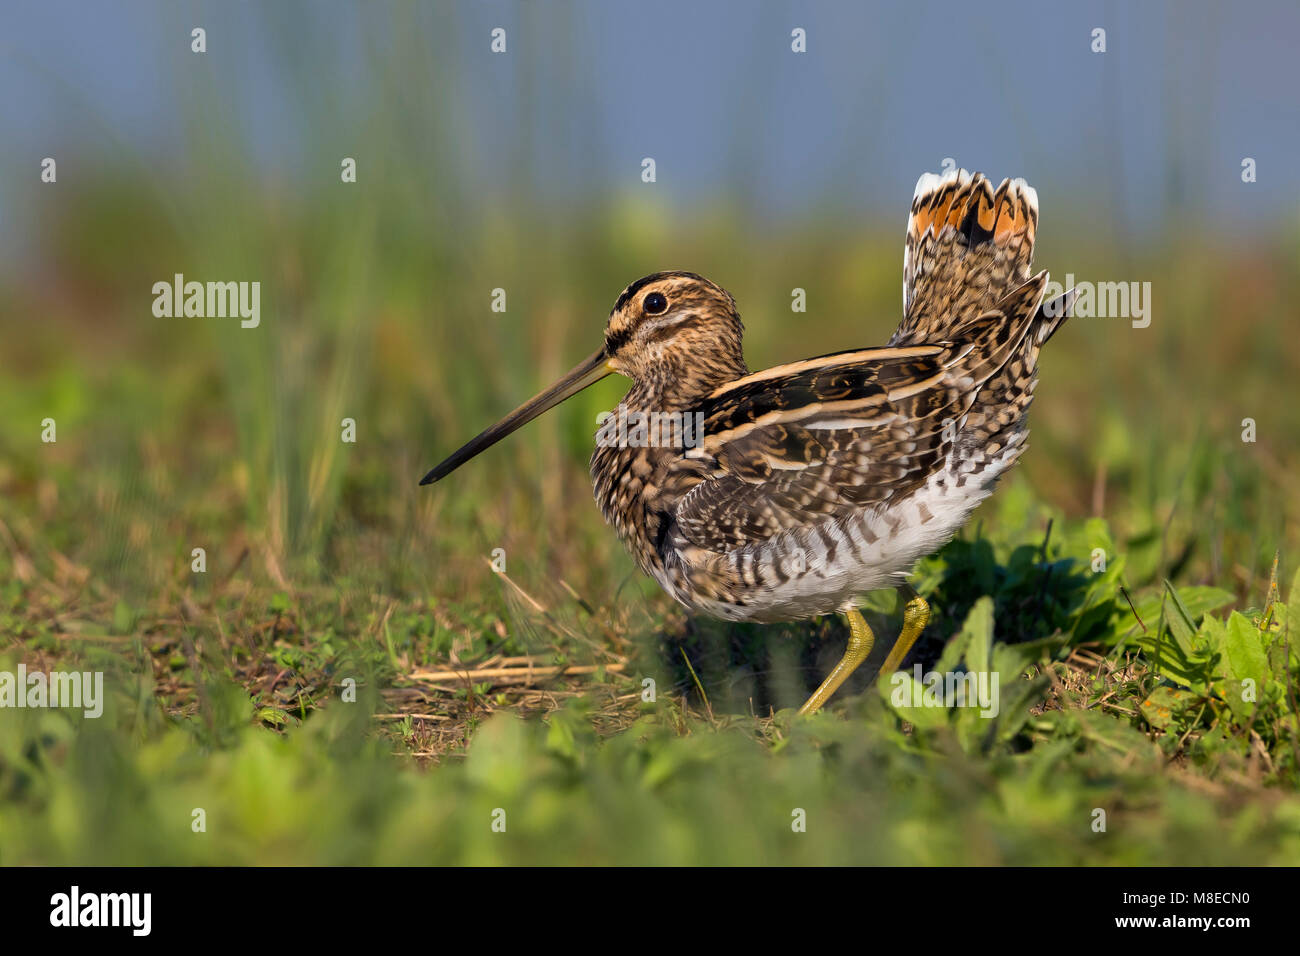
[892,168,1039,345]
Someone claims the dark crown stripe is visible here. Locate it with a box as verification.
[612,270,706,313]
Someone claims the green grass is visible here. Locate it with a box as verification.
[2,198,1299,861]
[1,550,1298,864]
[2,15,1299,861]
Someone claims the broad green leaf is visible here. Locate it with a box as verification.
[1135,585,1233,640]
[1221,611,1269,688]
[1220,678,1259,722]
[880,671,950,729]
[1162,580,1199,655]
[255,707,287,727]
[963,597,994,676]
[1170,585,1235,619]
[1199,613,1226,651]
[1139,685,1196,730]
[1135,630,1205,688]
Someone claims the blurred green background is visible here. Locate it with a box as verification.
[0,1,1298,864]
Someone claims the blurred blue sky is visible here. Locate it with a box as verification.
[2,0,1297,262]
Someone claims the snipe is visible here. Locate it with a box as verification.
[422,169,1074,714]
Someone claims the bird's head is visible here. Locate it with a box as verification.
[419,271,745,485]
[601,271,746,389]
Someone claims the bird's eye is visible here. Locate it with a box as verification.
[643,292,669,315]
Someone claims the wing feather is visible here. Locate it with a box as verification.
[670,275,1049,554]
[673,349,964,552]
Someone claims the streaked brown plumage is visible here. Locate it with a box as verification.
[422,168,1074,713]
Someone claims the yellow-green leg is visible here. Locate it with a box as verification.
[796,591,931,715]
[797,608,875,715]
[880,591,930,676]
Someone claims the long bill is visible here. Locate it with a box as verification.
[419,348,616,485]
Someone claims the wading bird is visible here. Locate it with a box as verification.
[422,169,1074,714]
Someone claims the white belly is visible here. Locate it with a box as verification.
[665,445,1022,623]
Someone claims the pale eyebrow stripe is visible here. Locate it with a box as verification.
[641,310,701,337]
[709,346,942,396]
